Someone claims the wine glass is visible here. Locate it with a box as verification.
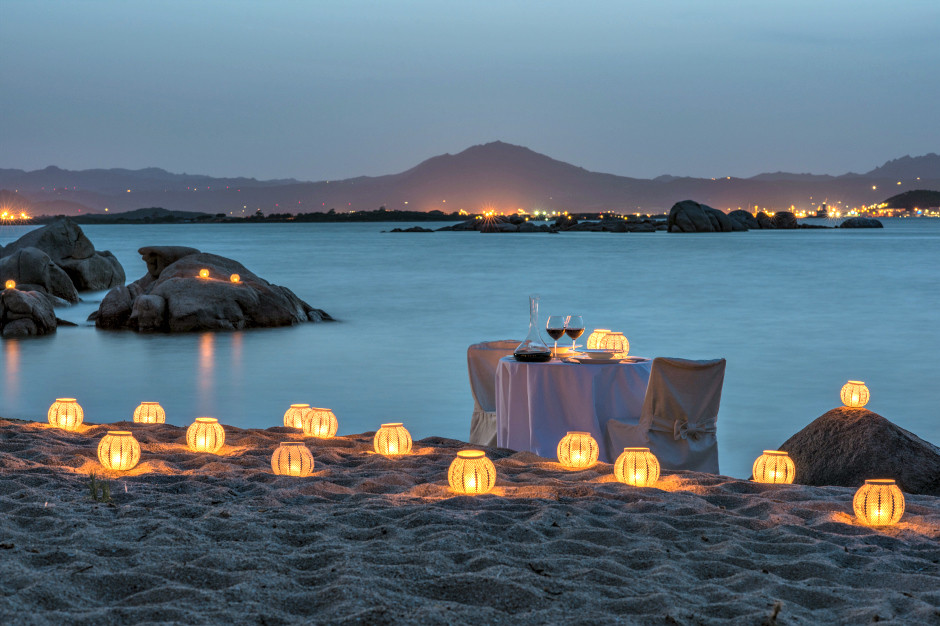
[565,315,584,350]
[546,315,566,358]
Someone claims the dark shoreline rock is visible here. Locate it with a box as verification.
[840,217,884,228]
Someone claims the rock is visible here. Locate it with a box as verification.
[0,247,79,303]
[756,212,775,229]
[139,246,201,280]
[667,200,736,233]
[0,287,58,337]
[778,407,940,496]
[96,285,134,328]
[388,226,434,233]
[517,222,539,232]
[840,217,884,229]
[771,211,798,229]
[728,210,760,230]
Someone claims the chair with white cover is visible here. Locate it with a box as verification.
[606,357,726,473]
[468,340,520,447]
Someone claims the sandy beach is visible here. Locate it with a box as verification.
[1,418,938,625]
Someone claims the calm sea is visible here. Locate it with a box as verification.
[2,219,937,478]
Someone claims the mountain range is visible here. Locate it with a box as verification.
[1,142,937,216]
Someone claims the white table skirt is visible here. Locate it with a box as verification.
[495,356,653,463]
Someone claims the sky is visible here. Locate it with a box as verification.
[1,1,938,182]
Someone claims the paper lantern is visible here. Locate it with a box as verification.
[597,331,630,356]
[283,404,312,429]
[448,450,497,495]
[557,431,599,469]
[586,329,610,350]
[198,268,210,279]
[302,407,338,438]
[47,398,84,431]
[271,442,315,476]
[841,380,870,408]
[132,401,166,424]
[97,431,141,471]
[614,447,660,487]
[853,479,905,527]
[752,450,795,484]
[186,417,225,453]
[230,274,240,283]
[374,423,412,456]
[4,280,14,290]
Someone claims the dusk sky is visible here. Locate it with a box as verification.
[2,1,937,181]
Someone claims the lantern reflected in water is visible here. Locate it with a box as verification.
[374,423,412,456]
[4,280,14,290]
[133,401,166,424]
[585,329,610,350]
[48,398,84,431]
[198,268,210,279]
[597,331,630,356]
[98,431,141,471]
[854,479,904,527]
[283,404,312,429]
[614,447,660,487]
[448,450,497,495]
[557,431,599,469]
[841,381,870,408]
[230,274,240,283]
[271,442,315,477]
[752,450,795,484]
[187,417,225,453]
[302,408,338,438]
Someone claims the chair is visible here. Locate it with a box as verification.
[467,340,520,447]
[606,357,726,473]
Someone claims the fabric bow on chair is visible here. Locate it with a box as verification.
[673,419,717,442]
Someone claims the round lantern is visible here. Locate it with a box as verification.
[198,268,210,279]
[302,407,338,438]
[752,450,795,484]
[271,442,315,477]
[448,450,497,495]
[374,423,413,456]
[597,331,630,356]
[614,447,660,487]
[97,431,141,471]
[586,329,611,350]
[853,479,905,527]
[283,404,312,429]
[47,398,84,431]
[841,380,870,408]
[132,401,166,424]
[230,274,240,283]
[186,417,225,453]
[557,431,599,469]
[4,280,14,290]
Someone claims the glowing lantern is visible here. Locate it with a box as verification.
[586,329,610,350]
[854,479,905,527]
[97,431,141,471]
[614,447,660,487]
[557,431,599,469]
[230,274,240,283]
[597,331,630,356]
[4,280,14,290]
[448,450,497,495]
[752,450,795,484]
[271,442,315,476]
[302,407,338,438]
[283,404,312,429]
[841,380,870,408]
[132,401,166,424]
[198,268,210,279]
[373,423,412,456]
[47,398,84,431]
[187,417,225,453]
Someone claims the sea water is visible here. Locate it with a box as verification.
[1,219,937,479]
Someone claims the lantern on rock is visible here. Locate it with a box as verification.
[97,431,141,471]
[557,431,599,469]
[597,331,630,356]
[374,423,412,456]
[841,381,870,408]
[586,329,610,350]
[448,450,497,495]
[229,274,240,283]
[187,417,225,453]
[198,268,210,279]
[48,398,84,431]
[752,450,795,484]
[853,479,905,527]
[283,404,312,429]
[4,280,14,290]
[614,447,660,487]
[271,442,315,477]
[302,408,338,438]
[133,401,166,424]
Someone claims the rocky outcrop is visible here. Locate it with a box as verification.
[0,286,58,337]
[778,407,940,496]
[93,246,333,332]
[0,248,79,303]
[728,210,760,230]
[840,217,884,228]
[668,200,743,233]
[771,211,799,229]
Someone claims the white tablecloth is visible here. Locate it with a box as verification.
[495,356,653,463]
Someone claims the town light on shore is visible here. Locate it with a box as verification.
[187,417,225,453]
[557,431,599,469]
[586,329,610,350]
[133,402,166,424]
[48,398,84,431]
[302,408,338,438]
[230,274,240,283]
[198,268,209,279]
[841,381,870,408]
[853,479,904,527]
[374,423,412,456]
[614,447,660,487]
[271,442,314,476]
[752,450,795,484]
[283,404,311,429]
[4,280,14,290]
[598,331,630,356]
[448,450,497,495]
[97,431,141,471]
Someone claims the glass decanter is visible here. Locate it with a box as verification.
[513,294,552,362]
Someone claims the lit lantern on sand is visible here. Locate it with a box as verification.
[614,447,660,487]
[302,408,338,438]
[198,268,210,279]
[597,331,630,356]
[374,423,412,456]
[4,280,14,290]
[48,398,84,431]
[557,431,599,469]
[841,380,870,408]
[271,442,315,476]
[586,329,610,350]
[448,450,497,495]
[97,431,141,471]
[230,274,240,283]
[752,450,795,484]
[133,401,166,424]
[187,417,225,453]
[853,479,905,527]
[283,404,312,429]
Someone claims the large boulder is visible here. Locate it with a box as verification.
[778,407,940,496]
[771,211,799,229]
[840,217,884,229]
[0,286,58,337]
[667,200,738,233]
[0,247,79,303]
[728,210,760,230]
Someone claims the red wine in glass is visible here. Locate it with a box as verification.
[565,315,584,350]
[546,315,566,357]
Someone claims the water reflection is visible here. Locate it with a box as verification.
[4,339,19,402]
[198,333,214,416]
